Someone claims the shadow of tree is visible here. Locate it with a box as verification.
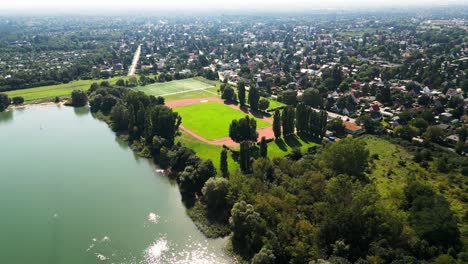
[274,138,288,151]
[284,135,303,148]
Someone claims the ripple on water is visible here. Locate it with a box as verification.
[147,212,160,224]
[86,234,228,264]
[141,237,226,264]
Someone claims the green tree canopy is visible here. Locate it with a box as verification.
[320,138,369,177]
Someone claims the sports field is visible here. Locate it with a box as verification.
[136,78,214,97]
[175,101,270,140]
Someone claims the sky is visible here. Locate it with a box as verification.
[0,0,465,12]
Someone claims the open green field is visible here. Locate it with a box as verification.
[175,101,270,140]
[177,131,240,173]
[4,77,126,102]
[136,78,214,97]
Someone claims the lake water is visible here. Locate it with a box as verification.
[0,104,232,264]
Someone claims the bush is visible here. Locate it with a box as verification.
[0,93,10,111]
[12,96,24,105]
[70,90,88,107]
[258,98,270,111]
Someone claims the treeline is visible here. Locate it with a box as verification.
[0,51,115,92]
[273,103,328,140]
[85,83,219,203]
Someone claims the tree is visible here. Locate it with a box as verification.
[116,79,125,87]
[418,95,431,106]
[320,175,403,261]
[249,86,260,111]
[404,181,461,251]
[229,116,258,143]
[258,98,270,111]
[295,103,308,134]
[282,89,297,106]
[240,141,253,173]
[282,106,295,137]
[230,200,266,257]
[89,82,99,93]
[202,177,229,212]
[420,110,435,123]
[110,103,129,131]
[273,110,282,139]
[252,247,276,264]
[220,148,229,177]
[70,89,88,107]
[100,95,117,113]
[394,125,419,141]
[302,88,322,108]
[12,96,24,105]
[327,118,345,136]
[423,126,445,143]
[100,81,111,87]
[179,159,216,196]
[238,81,246,107]
[196,159,217,190]
[456,126,468,142]
[357,114,383,135]
[321,138,369,177]
[409,118,428,135]
[222,85,236,102]
[259,137,268,158]
[89,94,103,113]
[145,105,182,146]
[0,93,9,112]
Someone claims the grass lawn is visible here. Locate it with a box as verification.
[5,77,126,102]
[177,131,240,173]
[136,78,214,97]
[175,101,270,140]
[164,88,219,102]
[266,98,284,110]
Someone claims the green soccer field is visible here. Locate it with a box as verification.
[136,78,214,97]
[175,101,271,140]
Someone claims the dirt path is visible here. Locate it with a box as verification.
[167,97,274,147]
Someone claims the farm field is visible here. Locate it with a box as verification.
[5,77,126,102]
[174,101,271,140]
[136,78,214,97]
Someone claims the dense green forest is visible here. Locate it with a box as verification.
[80,82,467,264]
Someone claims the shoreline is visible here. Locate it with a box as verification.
[7,101,66,110]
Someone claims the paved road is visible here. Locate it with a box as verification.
[128,44,141,76]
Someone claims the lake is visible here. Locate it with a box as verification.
[0,104,232,264]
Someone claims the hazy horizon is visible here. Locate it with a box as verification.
[0,0,466,14]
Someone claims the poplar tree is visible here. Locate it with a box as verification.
[273,110,282,139]
[240,141,252,173]
[238,81,246,107]
[220,148,229,177]
[259,137,268,158]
